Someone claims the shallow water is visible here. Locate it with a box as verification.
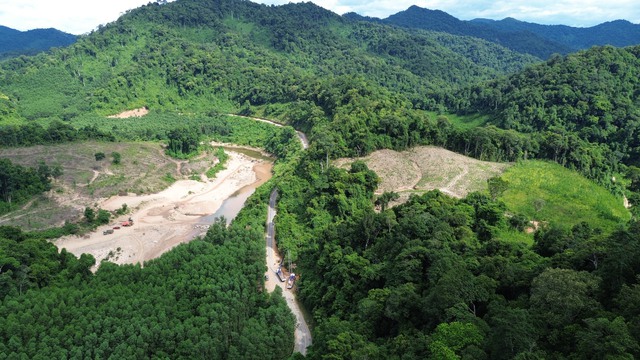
[201,184,256,225]
[199,148,273,226]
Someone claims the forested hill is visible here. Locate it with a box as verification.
[0,0,537,122]
[427,44,640,196]
[447,46,640,162]
[355,5,640,59]
[0,26,76,59]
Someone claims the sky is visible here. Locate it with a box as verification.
[0,0,638,35]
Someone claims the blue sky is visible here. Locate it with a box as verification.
[0,0,637,34]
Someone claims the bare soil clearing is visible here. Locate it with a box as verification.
[56,150,272,269]
[335,146,510,205]
[0,141,222,229]
[0,141,274,270]
[107,107,149,118]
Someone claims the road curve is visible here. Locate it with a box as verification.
[225,114,309,150]
[235,113,312,354]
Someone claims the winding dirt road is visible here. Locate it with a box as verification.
[239,112,313,355]
[264,190,313,355]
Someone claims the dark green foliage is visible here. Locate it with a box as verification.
[111,151,121,165]
[374,191,399,211]
[83,207,95,223]
[94,152,105,161]
[0,159,53,215]
[472,17,640,53]
[266,149,640,358]
[378,5,570,59]
[0,122,115,147]
[0,226,94,299]
[0,0,535,126]
[0,221,295,359]
[166,128,200,158]
[438,45,640,191]
[1,0,640,358]
[96,209,111,224]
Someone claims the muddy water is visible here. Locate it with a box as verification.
[201,149,273,225]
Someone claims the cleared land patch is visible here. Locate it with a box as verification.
[0,141,221,229]
[335,146,510,204]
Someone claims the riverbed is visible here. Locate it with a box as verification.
[55,149,273,268]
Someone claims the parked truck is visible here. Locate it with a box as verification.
[103,229,114,235]
[276,265,286,282]
[287,273,296,289]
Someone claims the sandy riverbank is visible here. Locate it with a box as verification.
[55,150,272,269]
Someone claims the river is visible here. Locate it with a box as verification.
[200,147,273,224]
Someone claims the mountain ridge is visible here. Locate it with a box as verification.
[0,25,77,59]
[347,5,640,59]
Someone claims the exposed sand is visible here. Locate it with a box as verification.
[107,107,149,118]
[55,150,272,269]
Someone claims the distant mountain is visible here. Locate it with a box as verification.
[0,26,77,59]
[347,6,571,59]
[351,5,640,59]
[470,18,640,50]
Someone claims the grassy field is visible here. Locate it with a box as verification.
[0,141,220,230]
[499,160,631,232]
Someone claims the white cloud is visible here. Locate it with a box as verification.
[0,0,154,34]
[0,0,637,34]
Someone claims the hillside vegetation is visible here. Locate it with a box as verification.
[358,5,640,59]
[434,45,640,195]
[0,221,295,359]
[0,0,535,134]
[2,0,640,359]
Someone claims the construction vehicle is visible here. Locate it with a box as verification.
[122,217,134,227]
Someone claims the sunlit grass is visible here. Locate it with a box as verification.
[499,160,630,233]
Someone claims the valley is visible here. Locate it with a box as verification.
[2,0,640,358]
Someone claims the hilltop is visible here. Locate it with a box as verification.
[346,5,640,59]
[0,0,536,123]
[0,25,76,59]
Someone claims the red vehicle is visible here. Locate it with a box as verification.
[113,226,121,230]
